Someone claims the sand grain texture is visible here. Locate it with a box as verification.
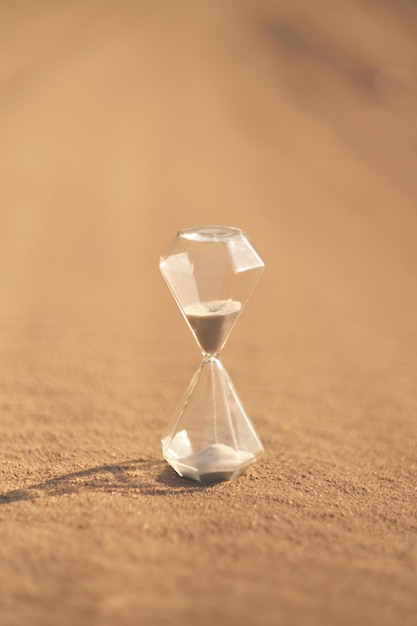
[0,1,416,625]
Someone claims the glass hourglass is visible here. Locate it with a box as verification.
[159,226,264,483]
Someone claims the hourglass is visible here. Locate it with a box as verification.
[159,226,264,483]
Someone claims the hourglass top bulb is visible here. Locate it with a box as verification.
[159,226,264,355]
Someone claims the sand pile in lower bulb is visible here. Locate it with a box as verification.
[189,443,253,482]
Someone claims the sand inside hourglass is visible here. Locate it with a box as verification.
[166,442,256,483]
[184,299,241,354]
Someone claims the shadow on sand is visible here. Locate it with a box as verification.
[0,458,214,505]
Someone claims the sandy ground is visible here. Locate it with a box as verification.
[0,1,416,625]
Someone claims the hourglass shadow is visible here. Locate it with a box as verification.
[0,458,175,505]
[0,457,224,505]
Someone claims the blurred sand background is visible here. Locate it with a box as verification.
[0,1,416,625]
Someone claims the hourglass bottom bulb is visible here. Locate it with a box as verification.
[161,357,264,483]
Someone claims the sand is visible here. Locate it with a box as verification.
[184,299,242,354]
[1,2,417,626]
[166,443,255,483]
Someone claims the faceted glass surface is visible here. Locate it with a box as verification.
[162,357,264,483]
[160,226,264,355]
[160,225,264,483]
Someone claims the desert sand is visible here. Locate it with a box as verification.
[0,1,416,625]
